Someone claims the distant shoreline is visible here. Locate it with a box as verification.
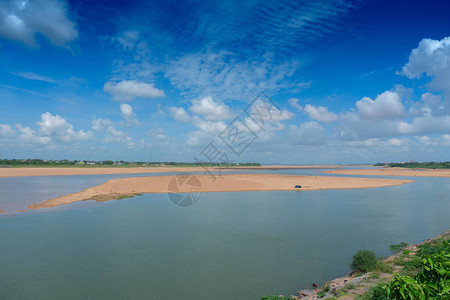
[27,173,413,210]
[323,167,450,177]
[0,165,368,178]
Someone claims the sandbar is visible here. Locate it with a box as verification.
[28,174,413,209]
[323,167,450,177]
[0,165,359,178]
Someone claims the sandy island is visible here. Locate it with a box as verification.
[28,174,413,210]
[323,167,450,177]
[0,165,359,178]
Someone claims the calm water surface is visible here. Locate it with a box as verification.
[0,170,449,299]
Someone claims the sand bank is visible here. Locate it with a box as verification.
[323,167,450,177]
[28,174,413,209]
[0,209,5,213]
[0,165,356,178]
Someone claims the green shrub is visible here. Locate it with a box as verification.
[351,250,378,273]
[389,241,409,254]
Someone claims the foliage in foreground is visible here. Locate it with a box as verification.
[351,250,378,273]
[369,240,450,299]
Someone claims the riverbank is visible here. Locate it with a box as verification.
[28,174,413,210]
[0,165,357,178]
[323,167,450,177]
[284,229,450,299]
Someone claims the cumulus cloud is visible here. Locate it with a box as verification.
[289,98,303,111]
[401,36,450,93]
[37,112,92,142]
[168,107,191,122]
[304,104,337,122]
[0,0,78,48]
[91,118,112,133]
[0,124,15,137]
[120,103,139,127]
[356,91,405,120]
[16,124,51,144]
[189,96,233,121]
[287,122,327,145]
[104,80,165,101]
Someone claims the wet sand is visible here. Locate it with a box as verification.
[0,165,360,178]
[323,167,450,177]
[28,174,413,210]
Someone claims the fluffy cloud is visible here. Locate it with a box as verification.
[189,96,233,120]
[120,103,139,127]
[16,124,51,144]
[0,124,15,137]
[289,98,303,111]
[0,0,77,48]
[401,36,450,93]
[37,112,92,142]
[168,107,191,122]
[287,122,327,145]
[92,118,112,133]
[304,104,337,122]
[355,91,405,120]
[104,80,165,101]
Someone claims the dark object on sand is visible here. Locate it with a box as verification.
[312,283,318,287]
[294,185,302,188]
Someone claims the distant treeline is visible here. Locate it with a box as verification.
[374,161,450,169]
[0,159,261,167]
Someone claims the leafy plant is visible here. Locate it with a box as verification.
[390,241,409,254]
[370,240,449,299]
[351,250,378,273]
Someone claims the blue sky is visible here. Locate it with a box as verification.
[1,0,450,164]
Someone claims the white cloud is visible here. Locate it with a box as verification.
[36,112,92,142]
[16,124,50,144]
[165,51,300,101]
[13,72,56,83]
[146,128,167,141]
[356,91,405,120]
[304,104,337,122]
[287,122,327,145]
[92,118,112,133]
[168,106,191,122]
[0,124,15,137]
[192,119,227,135]
[401,36,450,93]
[116,31,140,50]
[0,0,78,48]
[104,80,165,101]
[189,96,233,120]
[289,98,303,111]
[120,103,139,127]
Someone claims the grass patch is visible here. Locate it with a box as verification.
[374,261,393,274]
